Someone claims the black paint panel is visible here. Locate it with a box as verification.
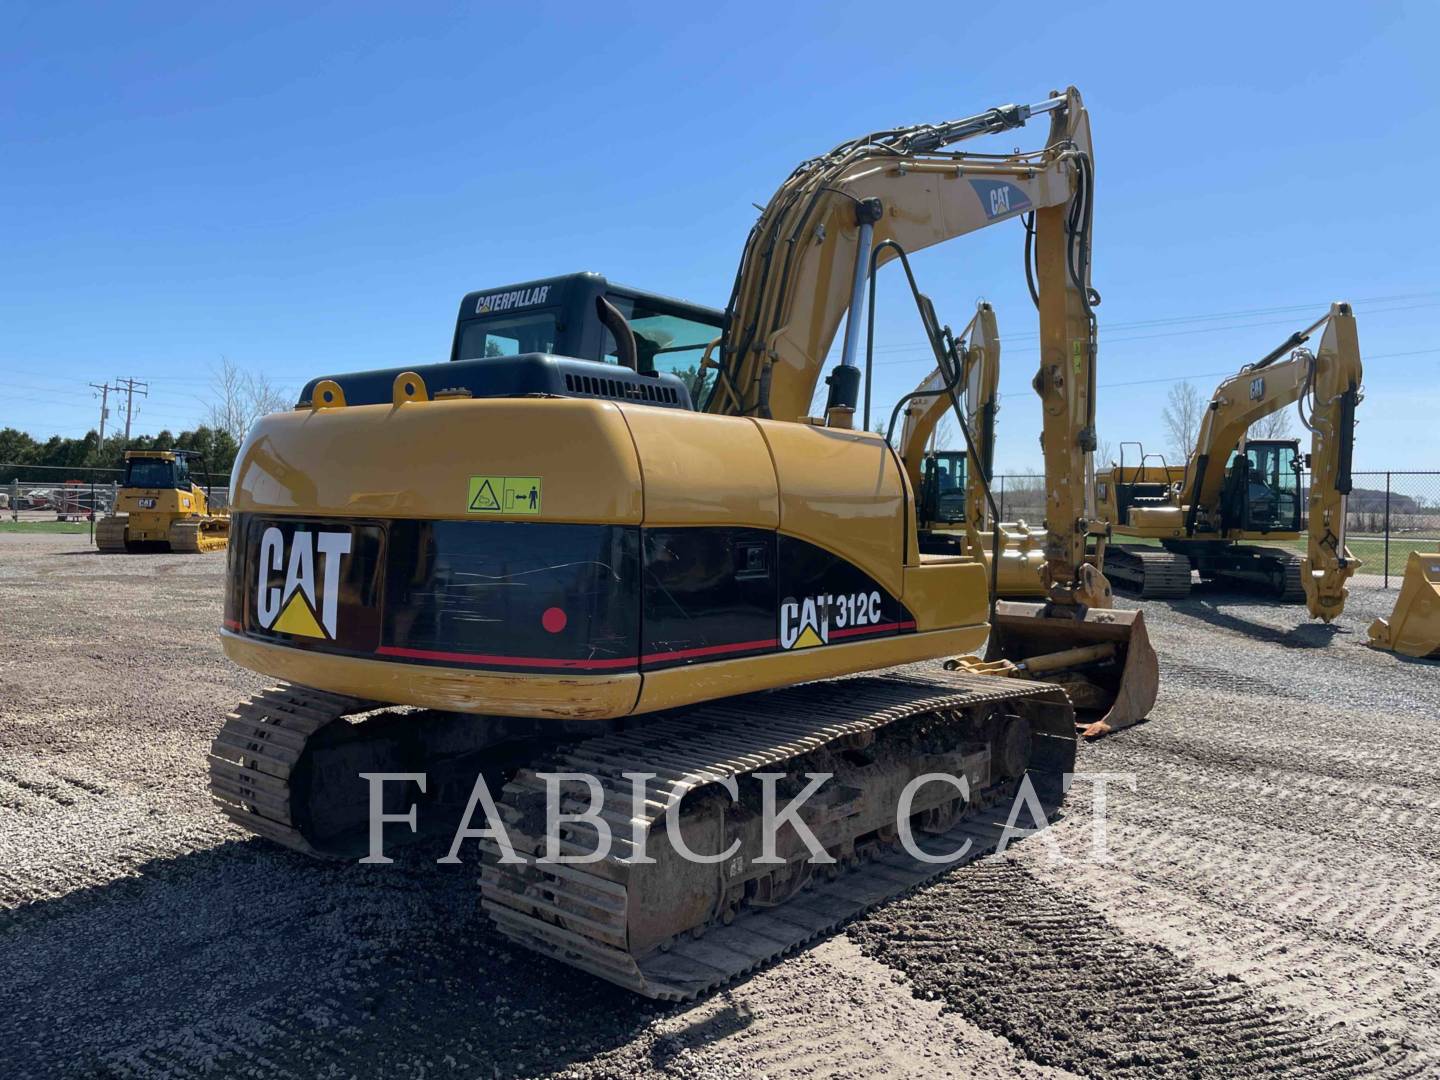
[238,515,386,654]
[641,527,777,669]
[775,534,913,649]
[226,514,914,675]
[382,521,640,670]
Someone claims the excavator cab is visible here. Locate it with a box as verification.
[1220,440,1303,534]
[919,451,968,526]
[122,453,191,491]
[449,272,724,394]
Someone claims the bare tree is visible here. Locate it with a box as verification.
[1249,408,1294,440]
[1161,380,1204,462]
[1095,437,1115,469]
[207,357,290,444]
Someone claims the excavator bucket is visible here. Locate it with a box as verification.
[1367,552,1440,659]
[980,600,1159,738]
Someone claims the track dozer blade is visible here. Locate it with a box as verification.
[964,600,1159,739]
[1367,552,1440,659]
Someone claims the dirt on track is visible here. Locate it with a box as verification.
[2,531,1438,1079]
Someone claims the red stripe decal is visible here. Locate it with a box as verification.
[222,619,242,632]
[376,645,638,671]
[641,637,778,664]
[829,619,916,639]
[305,620,915,673]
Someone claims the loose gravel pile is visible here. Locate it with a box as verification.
[2,531,1436,1078]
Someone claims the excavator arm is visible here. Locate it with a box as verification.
[1181,303,1363,619]
[713,87,1154,734]
[709,86,1104,605]
[895,300,1000,511]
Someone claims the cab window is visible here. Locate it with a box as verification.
[123,458,177,489]
[601,295,721,398]
[456,312,559,359]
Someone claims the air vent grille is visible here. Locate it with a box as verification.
[563,373,680,405]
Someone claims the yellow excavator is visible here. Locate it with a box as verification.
[95,449,229,553]
[210,88,1157,998]
[895,301,1046,596]
[1096,305,1363,619]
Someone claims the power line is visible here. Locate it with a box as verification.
[88,382,115,443]
[112,377,148,444]
[864,289,1440,356]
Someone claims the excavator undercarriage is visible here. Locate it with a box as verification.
[211,673,1075,999]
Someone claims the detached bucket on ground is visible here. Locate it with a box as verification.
[1368,552,1440,659]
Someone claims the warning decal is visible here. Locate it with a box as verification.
[468,475,543,515]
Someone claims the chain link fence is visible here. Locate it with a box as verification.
[986,470,1440,589]
[1344,471,1440,586]
[6,460,1436,588]
[1,464,230,532]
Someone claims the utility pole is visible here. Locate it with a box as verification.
[113,377,148,445]
[89,382,114,443]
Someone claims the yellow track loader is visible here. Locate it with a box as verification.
[211,88,1157,998]
[95,449,228,553]
[1368,552,1440,658]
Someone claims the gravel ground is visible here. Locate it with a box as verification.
[2,531,1437,1079]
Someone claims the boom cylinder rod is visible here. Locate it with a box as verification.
[839,199,884,368]
[909,95,1067,151]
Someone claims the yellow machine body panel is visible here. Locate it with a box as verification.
[1367,552,1440,659]
[221,396,990,720]
[114,485,204,542]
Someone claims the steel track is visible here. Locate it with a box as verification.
[481,671,1075,999]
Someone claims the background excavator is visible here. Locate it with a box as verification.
[95,449,229,553]
[1096,305,1363,620]
[896,301,1047,597]
[210,87,1156,999]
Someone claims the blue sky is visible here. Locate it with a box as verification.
[1,1,1435,471]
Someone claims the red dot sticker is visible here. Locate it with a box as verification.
[541,607,568,634]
